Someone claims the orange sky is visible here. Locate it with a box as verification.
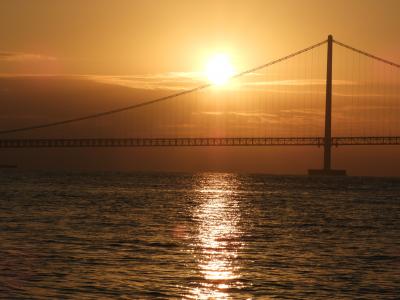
[1,0,399,75]
[0,0,399,175]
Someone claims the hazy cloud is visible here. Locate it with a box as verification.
[240,79,356,87]
[0,72,397,101]
[0,51,57,62]
[86,76,359,92]
[85,72,205,91]
[196,111,278,118]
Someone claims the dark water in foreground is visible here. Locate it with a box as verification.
[0,171,399,299]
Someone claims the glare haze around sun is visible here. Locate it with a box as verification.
[205,54,235,85]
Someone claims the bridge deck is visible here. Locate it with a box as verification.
[0,137,399,148]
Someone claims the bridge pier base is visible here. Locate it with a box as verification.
[308,169,346,176]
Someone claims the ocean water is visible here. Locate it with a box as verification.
[0,171,399,299]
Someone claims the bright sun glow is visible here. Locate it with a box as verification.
[205,54,235,85]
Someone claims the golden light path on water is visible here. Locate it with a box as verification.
[186,174,246,300]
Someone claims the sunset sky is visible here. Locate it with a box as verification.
[0,0,399,175]
[1,0,399,75]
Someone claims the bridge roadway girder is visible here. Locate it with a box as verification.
[0,137,399,148]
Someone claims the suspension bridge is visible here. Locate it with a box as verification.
[1,35,399,175]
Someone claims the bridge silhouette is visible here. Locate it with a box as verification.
[1,35,399,175]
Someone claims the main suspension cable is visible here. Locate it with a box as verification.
[334,39,400,69]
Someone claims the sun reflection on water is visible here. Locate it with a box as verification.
[187,173,245,299]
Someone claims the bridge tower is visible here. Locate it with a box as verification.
[309,35,346,176]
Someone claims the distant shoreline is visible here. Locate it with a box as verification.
[0,164,17,169]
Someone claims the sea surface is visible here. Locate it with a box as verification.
[0,171,399,299]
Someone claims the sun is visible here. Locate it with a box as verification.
[205,54,235,85]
